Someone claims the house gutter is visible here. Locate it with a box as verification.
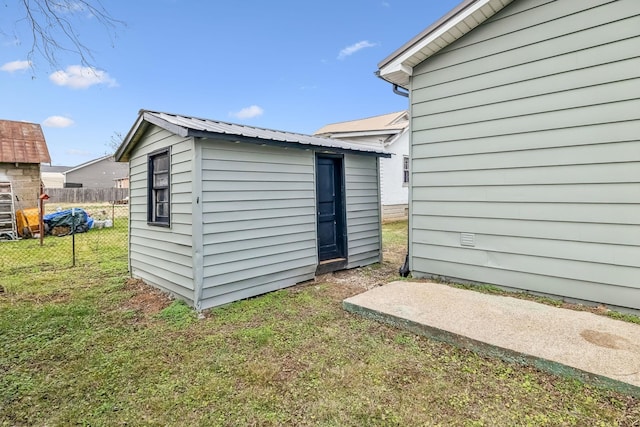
[393,84,409,98]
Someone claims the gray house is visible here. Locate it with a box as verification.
[115,110,389,310]
[377,0,640,311]
[64,155,129,188]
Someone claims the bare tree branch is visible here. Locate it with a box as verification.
[10,0,124,69]
[106,130,124,154]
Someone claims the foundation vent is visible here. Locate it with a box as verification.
[460,233,475,247]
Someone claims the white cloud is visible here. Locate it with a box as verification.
[53,1,89,14]
[338,40,377,60]
[65,1,86,12]
[3,38,20,47]
[43,116,75,128]
[49,65,117,89]
[230,105,264,119]
[1,60,32,72]
[382,1,390,6]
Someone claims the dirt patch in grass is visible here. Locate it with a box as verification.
[25,290,72,304]
[0,284,71,305]
[122,278,173,317]
[314,220,408,296]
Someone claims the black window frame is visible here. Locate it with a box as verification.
[403,155,410,185]
[147,148,170,227]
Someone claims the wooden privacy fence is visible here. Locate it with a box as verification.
[44,188,129,204]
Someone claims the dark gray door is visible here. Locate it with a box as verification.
[316,156,346,261]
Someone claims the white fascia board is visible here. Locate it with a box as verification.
[379,63,414,86]
[328,129,402,139]
[383,127,409,148]
[378,0,500,87]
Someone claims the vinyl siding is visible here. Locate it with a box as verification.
[409,0,640,309]
[128,125,195,303]
[345,154,382,268]
[199,140,317,309]
[65,157,128,188]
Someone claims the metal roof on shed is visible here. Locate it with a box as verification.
[116,110,391,162]
[0,119,51,164]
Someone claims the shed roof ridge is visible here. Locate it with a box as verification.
[115,110,391,163]
[144,110,345,143]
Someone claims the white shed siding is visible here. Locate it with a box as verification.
[199,141,317,309]
[345,154,382,268]
[409,0,640,309]
[128,125,195,303]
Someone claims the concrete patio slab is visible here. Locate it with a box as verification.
[343,281,640,397]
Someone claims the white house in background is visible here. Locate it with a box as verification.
[41,165,71,188]
[315,111,409,221]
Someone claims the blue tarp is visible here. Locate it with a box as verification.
[43,208,94,236]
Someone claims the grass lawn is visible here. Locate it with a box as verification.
[1,221,639,426]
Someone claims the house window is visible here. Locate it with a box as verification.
[403,155,409,185]
[148,149,170,226]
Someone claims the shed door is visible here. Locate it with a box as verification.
[316,156,346,261]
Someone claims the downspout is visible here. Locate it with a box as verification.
[393,84,409,98]
[389,83,410,277]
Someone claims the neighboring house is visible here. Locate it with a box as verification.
[315,111,409,221]
[0,120,51,211]
[64,154,129,188]
[114,176,129,189]
[115,110,389,310]
[377,0,640,311]
[41,165,71,188]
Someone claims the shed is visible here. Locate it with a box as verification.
[0,120,51,210]
[315,111,410,222]
[115,110,390,310]
[377,0,640,311]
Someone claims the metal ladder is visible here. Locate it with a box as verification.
[0,182,18,240]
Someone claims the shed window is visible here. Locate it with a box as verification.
[148,149,170,226]
[403,156,409,184]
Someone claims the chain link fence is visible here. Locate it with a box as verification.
[0,202,128,276]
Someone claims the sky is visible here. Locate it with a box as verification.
[0,0,460,166]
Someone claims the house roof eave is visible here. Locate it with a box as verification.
[377,0,514,87]
[64,154,114,174]
[319,129,403,139]
[114,110,186,162]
